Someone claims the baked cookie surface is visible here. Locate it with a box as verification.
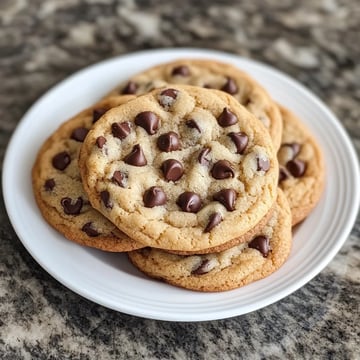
[79,85,279,252]
[277,106,325,225]
[128,189,292,292]
[108,59,283,150]
[32,95,144,252]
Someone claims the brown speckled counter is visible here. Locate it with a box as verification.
[0,0,359,358]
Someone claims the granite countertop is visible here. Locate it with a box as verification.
[1,0,359,358]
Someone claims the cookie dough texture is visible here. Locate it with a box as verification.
[32,95,144,252]
[278,106,325,225]
[109,59,283,150]
[80,85,279,252]
[128,189,292,292]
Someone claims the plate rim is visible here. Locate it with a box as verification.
[3,47,360,321]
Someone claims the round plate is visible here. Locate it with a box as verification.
[3,48,360,322]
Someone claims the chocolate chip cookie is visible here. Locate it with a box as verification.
[32,95,144,251]
[108,58,283,150]
[277,105,325,225]
[128,189,292,292]
[79,85,279,252]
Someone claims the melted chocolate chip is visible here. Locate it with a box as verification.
[112,171,126,187]
[100,190,112,209]
[249,235,270,257]
[257,157,270,172]
[228,132,248,154]
[286,159,306,177]
[171,65,190,76]
[176,192,202,213]
[82,222,100,237]
[135,111,160,135]
[186,119,201,133]
[157,132,180,152]
[92,108,107,123]
[279,168,288,183]
[124,145,147,166]
[282,142,301,158]
[143,186,167,207]
[122,81,138,94]
[191,259,211,275]
[112,121,131,140]
[211,160,234,179]
[52,152,71,171]
[198,147,211,166]
[44,179,55,191]
[161,159,184,181]
[71,127,89,142]
[61,197,83,215]
[221,77,238,94]
[96,136,106,149]
[204,212,222,232]
[217,108,238,127]
[213,189,237,211]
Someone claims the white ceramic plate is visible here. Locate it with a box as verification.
[3,49,360,322]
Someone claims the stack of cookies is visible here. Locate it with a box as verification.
[32,59,325,292]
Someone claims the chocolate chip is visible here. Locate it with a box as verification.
[124,145,147,166]
[283,142,301,158]
[44,179,55,191]
[92,108,107,123]
[213,189,237,211]
[279,168,288,183]
[96,136,106,149]
[228,132,248,154]
[191,259,212,275]
[257,157,270,172]
[159,89,179,109]
[112,121,131,140]
[61,197,83,215]
[211,160,234,179]
[160,88,178,99]
[112,171,126,187]
[176,192,202,213]
[204,212,222,232]
[198,147,211,166]
[171,65,190,76]
[217,108,238,127]
[71,127,89,142]
[221,77,238,94]
[122,81,138,94]
[286,159,306,177]
[143,186,167,208]
[157,132,180,152]
[249,235,270,257]
[186,119,201,133]
[134,111,160,135]
[52,152,71,171]
[82,222,100,237]
[161,159,184,181]
[100,190,112,209]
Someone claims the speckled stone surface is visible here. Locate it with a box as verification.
[1,0,359,358]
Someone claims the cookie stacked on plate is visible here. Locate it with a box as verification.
[32,59,325,292]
